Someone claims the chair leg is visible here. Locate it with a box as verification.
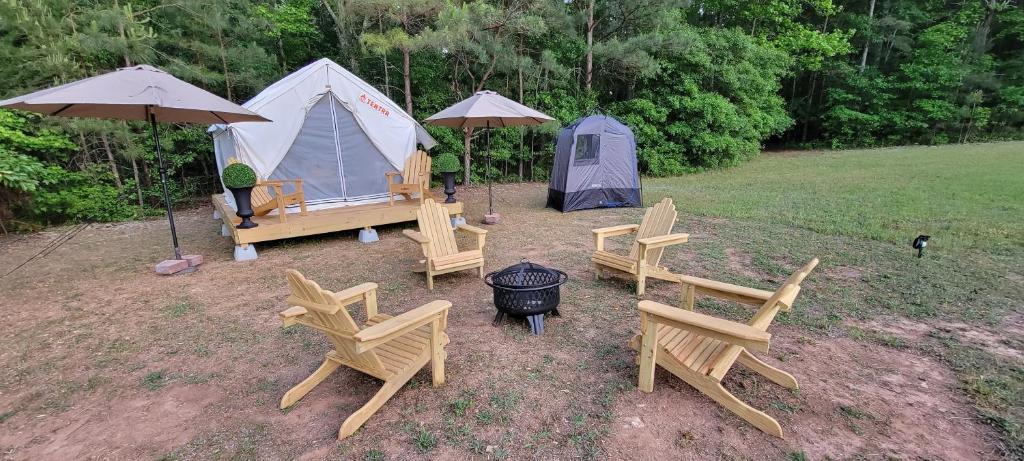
[594,264,602,280]
[637,313,658,393]
[738,349,799,390]
[478,265,485,278]
[636,273,647,297]
[680,283,695,311]
[430,319,446,387]
[693,377,784,438]
[338,365,418,439]
[280,357,340,409]
[426,271,434,290]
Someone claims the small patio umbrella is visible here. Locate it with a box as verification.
[425,90,553,222]
[0,64,269,268]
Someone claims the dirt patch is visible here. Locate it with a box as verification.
[1,385,221,459]
[604,336,996,460]
[934,322,1024,361]
[858,317,1024,361]
[724,248,763,279]
[825,264,864,281]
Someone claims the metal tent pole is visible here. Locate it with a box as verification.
[148,106,182,260]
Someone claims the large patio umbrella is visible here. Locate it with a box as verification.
[0,64,269,265]
[424,90,553,220]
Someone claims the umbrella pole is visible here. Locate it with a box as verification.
[486,120,493,215]
[148,106,183,261]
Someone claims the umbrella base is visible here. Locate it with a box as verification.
[155,254,203,275]
[155,259,190,275]
[483,213,502,225]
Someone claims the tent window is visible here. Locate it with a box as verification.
[574,134,600,165]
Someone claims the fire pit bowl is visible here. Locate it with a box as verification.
[485,259,568,335]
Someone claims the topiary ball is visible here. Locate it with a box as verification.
[222,162,258,189]
[433,152,461,173]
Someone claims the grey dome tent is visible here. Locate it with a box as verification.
[547,114,641,212]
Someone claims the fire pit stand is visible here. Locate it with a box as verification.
[484,260,568,335]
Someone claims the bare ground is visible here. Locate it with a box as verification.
[0,183,1015,460]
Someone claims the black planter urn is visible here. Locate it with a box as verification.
[441,171,457,203]
[228,186,258,229]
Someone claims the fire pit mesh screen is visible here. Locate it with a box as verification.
[485,260,567,334]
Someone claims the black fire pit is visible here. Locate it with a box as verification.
[485,259,568,335]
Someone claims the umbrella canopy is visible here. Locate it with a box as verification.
[424,90,553,129]
[0,64,268,124]
[425,90,554,217]
[0,64,270,265]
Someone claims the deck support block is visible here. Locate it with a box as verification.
[450,216,467,227]
[234,244,258,261]
[358,227,379,243]
[221,224,231,237]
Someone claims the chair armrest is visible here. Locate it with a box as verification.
[637,233,689,249]
[259,178,303,187]
[592,224,639,251]
[403,229,430,244]
[638,300,771,353]
[457,224,487,250]
[674,274,774,306]
[354,300,452,353]
[331,282,378,306]
[259,178,303,195]
[592,224,640,237]
[455,224,487,235]
[403,229,431,257]
[279,306,308,326]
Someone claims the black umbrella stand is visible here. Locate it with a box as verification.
[147,106,196,274]
[483,120,501,224]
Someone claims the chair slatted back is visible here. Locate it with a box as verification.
[628,197,678,266]
[251,186,274,208]
[416,199,459,258]
[227,157,274,208]
[284,270,387,375]
[403,150,431,185]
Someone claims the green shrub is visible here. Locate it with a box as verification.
[432,152,460,173]
[222,162,257,189]
[23,165,137,223]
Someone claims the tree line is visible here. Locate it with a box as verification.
[1,0,1022,230]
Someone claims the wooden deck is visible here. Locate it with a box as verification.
[212,193,464,247]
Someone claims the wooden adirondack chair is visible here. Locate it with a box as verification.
[278,270,451,439]
[403,199,487,290]
[629,258,819,438]
[386,150,431,206]
[227,157,307,223]
[591,197,689,296]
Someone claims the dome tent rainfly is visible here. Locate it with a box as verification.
[209,58,436,211]
[547,114,641,212]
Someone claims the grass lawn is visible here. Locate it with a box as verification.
[646,142,1024,255]
[0,142,1021,459]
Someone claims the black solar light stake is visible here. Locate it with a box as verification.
[912,235,930,258]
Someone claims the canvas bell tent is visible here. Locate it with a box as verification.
[210,58,436,211]
[547,114,641,212]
